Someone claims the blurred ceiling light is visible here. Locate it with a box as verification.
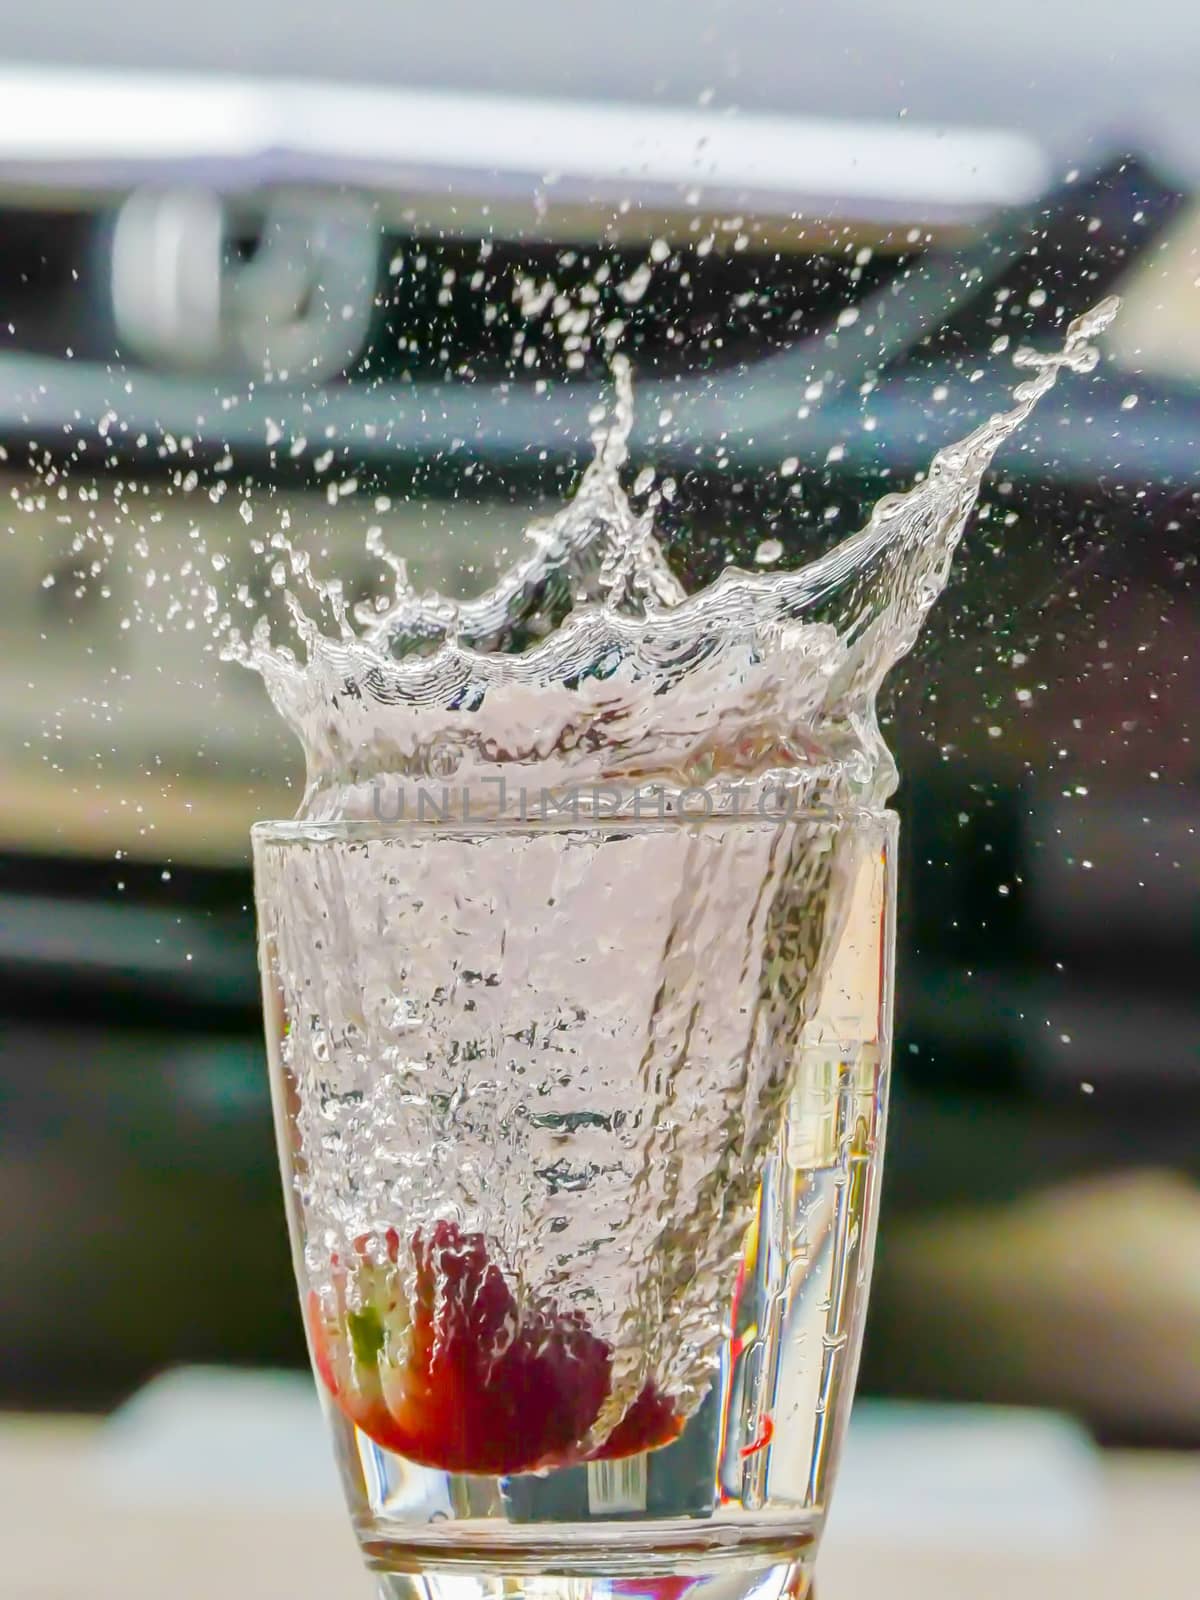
[0,65,1048,236]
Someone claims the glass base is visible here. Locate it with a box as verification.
[367,1535,817,1600]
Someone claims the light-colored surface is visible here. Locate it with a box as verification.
[5,0,1200,186]
[876,1171,1200,1437]
[3,1415,364,1600]
[0,65,1047,218]
[1106,199,1200,381]
[2,1407,1198,1599]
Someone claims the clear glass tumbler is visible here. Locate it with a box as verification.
[252,806,896,1600]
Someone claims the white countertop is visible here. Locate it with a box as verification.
[4,1382,1199,1599]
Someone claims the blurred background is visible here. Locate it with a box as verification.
[0,1,1196,1572]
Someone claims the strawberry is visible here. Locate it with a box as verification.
[306,1219,682,1474]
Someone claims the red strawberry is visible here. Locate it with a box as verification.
[307,1219,682,1474]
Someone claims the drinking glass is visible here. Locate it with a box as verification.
[253,805,896,1600]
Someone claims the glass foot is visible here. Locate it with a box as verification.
[371,1546,816,1600]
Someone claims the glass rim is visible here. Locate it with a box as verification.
[251,807,897,845]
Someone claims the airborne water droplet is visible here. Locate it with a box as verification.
[222,296,1119,836]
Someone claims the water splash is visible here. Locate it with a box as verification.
[250,296,1120,1458]
[227,296,1119,822]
